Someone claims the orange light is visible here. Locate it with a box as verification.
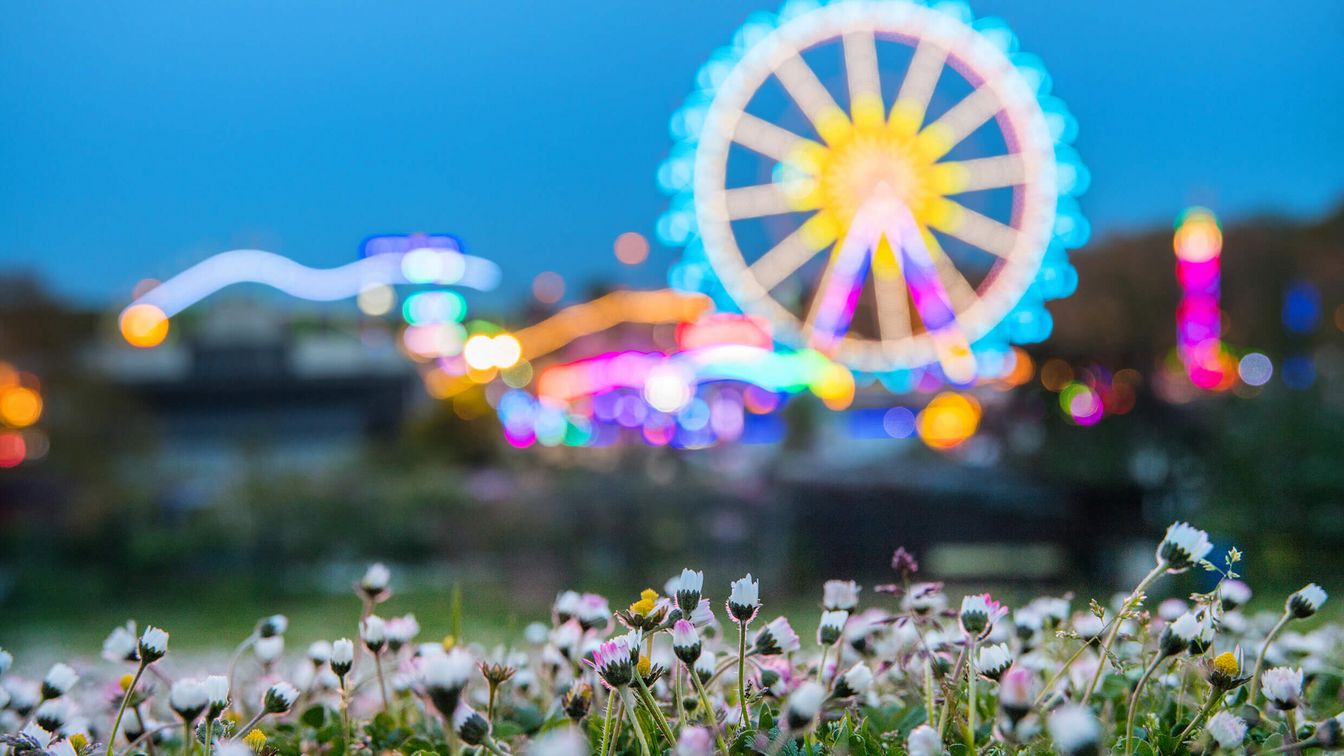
[1040,359,1073,392]
[513,289,713,362]
[614,232,650,265]
[120,304,170,348]
[917,392,981,450]
[999,348,1034,388]
[0,387,42,428]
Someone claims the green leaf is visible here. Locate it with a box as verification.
[300,705,329,729]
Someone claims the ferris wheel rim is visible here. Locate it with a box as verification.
[689,0,1061,374]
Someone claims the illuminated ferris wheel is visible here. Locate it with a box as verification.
[659,0,1089,385]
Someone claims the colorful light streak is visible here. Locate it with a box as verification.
[119,245,501,348]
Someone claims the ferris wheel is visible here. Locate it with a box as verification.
[658,0,1088,385]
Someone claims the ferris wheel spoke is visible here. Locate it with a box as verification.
[923,86,1003,159]
[748,215,836,292]
[936,153,1026,194]
[722,183,807,220]
[733,112,821,163]
[873,265,913,344]
[843,30,883,125]
[774,52,849,143]
[921,228,979,312]
[891,39,946,128]
[929,200,1019,259]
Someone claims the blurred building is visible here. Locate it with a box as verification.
[85,299,417,507]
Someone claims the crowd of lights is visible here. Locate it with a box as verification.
[119,236,502,348]
[0,362,48,469]
[658,0,1089,387]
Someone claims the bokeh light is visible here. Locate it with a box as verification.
[357,284,396,316]
[1040,359,1073,392]
[0,431,24,468]
[532,272,565,304]
[0,386,42,428]
[119,303,170,348]
[1238,352,1273,387]
[614,232,650,265]
[917,392,981,450]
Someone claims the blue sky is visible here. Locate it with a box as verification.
[1,1,1341,310]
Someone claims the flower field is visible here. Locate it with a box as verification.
[2,523,1340,755]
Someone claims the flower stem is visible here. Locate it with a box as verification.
[620,687,654,756]
[1081,562,1167,704]
[1249,611,1291,703]
[203,719,213,756]
[599,690,616,756]
[106,661,148,756]
[965,634,977,751]
[689,665,729,754]
[1034,635,1097,707]
[231,711,268,742]
[225,634,257,718]
[1124,653,1168,755]
[372,651,391,714]
[183,720,194,756]
[634,673,676,747]
[1175,689,1221,744]
[339,675,352,749]
[816,645,828,685]
[737,619,751,732]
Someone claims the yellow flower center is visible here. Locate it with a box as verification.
[69,733,89,752]
[1213,651,1239,677]
[630,588,660,616]
[637,655,652,677]
[442,634,456,651]
[243,729,268,752]
[118,673,135,691]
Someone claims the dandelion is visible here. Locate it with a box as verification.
[1205,710,1247,750]
[975,642,1013,681]
[907,724,942,756]
[1048,703,1100,756]
[753,616,800,656]
[1261,666,1303,710]
[822,580,860,611]
[359,562,391,602]
[41,663,78,700]
[673,568,704,614]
